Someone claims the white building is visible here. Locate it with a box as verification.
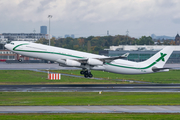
[14,37,38,42]
[45,34,52,39]
[110,45,180,51]
[0,35,8,44]
[2,33,46,42]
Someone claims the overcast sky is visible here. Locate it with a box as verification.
[0,0,180,38]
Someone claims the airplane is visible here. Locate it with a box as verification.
[5,41,174,78]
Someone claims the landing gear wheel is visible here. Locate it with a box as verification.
[84,71,88,75]
[84,72,93,78]
[88,73,93,78]
[81,68,93,78]
[84,74,89,78]
[80,71,84,75]
[18,59,22,62]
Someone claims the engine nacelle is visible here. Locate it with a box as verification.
[56,59,66,64]
[65,59,81,66]
[87,58,103,66]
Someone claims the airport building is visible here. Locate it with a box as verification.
[0,49,47,63]
[0,35,8,49]
[1,26,48,43]
[100,45,180,63]
[0,49,36,61]
[2,33,46,42]
[0,50,16,61]
[0,35,8,44]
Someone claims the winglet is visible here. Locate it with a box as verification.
[121,53,129,58]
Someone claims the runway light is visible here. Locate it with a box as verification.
[99,91,102,94]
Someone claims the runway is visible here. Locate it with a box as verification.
[1,106,180,113]
[0,62,180,70]
[0,62,79,70]
[1,84,180,92]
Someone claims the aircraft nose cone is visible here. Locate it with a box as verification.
[4,44,8,49]
[4,44,11,50]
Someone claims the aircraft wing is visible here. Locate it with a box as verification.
[98,53,129,61]
[58,53,129,67]
[75,53,129,64]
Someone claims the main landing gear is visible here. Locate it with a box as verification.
[80,69,93,78]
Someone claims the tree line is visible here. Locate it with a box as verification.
[36,35,174,54]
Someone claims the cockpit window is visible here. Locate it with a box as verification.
[10,43,14,45]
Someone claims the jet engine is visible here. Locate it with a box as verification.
[65,59,81,66]
[87,58,103,66]
[56,59,66,64]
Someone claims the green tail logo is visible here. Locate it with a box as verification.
[156,53,167,62]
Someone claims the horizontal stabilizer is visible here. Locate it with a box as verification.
[152,67,171,72]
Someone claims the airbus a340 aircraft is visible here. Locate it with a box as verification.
[5,41,173,78]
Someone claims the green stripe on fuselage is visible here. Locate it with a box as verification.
[13,43,29,50]
[13,43,85,59]
[106,53,167,69]
[106,62,157,70]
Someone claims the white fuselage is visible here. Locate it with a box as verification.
[5,41,171,75]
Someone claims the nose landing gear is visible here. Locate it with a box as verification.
[18,59,22,62]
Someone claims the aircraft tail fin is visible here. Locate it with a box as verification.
[141,46,174,68]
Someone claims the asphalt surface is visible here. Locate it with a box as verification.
[1,84,180,92]
[1,106,180,113]
[0,62,79,70]
[0,62,180,70]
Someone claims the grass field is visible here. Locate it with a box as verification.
[1,70,180,84]
[0,70,129,84]
[0,113,180,120]
[51,69,180,83]
[0,92,180,106]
